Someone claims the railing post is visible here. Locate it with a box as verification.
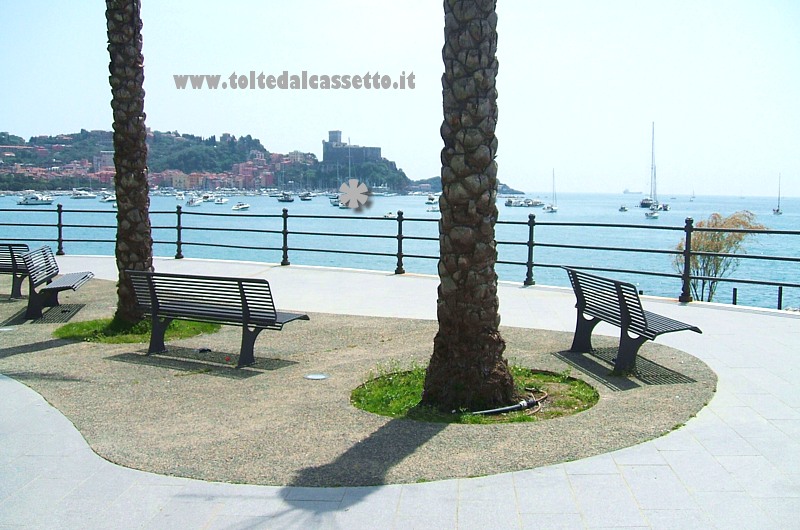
[679,217,693,302]
[56,203,65,255]
[777,286,783,310]
[523,213,536,286]
[281,208,290,266]
[732,287,738,305]
[175,205,184,259]
[395,210,405,275]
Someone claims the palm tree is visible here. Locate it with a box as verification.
[421,0,516,411]
[106,0,153,323]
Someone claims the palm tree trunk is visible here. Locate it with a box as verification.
[106,0,153,323]
[422,0,516,412]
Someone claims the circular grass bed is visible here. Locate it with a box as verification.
[351,364,599,424]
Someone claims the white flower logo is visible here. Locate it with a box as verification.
[339,179,370,209]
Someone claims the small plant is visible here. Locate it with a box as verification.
[54,317,220,344]
[673,211,766,302]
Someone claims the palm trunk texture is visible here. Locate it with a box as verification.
[106,0,153,322]
[422,0,516,411]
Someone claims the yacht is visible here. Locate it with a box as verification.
[17,193,55,205]
[277,192,294,203]
[231,202,250,211]
[213,197,229,204]
[71,189,97,199]
[185,197,203,207]
[299,192,313,201]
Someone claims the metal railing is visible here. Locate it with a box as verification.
[1,205,798,309]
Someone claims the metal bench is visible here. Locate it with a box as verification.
[0,243,30,299]
[563,267,702,373]
[21,246,94,319]
[126,270,310,368]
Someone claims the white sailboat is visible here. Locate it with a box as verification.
[543,169,558,213]
[773,174,783,215]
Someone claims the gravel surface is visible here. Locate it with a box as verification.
[0,278,716,486]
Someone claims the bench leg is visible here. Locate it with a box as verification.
[10,274,26,299]
[615,329,647,374]
[236,326,264,368]
[23,288,62,320]
[569,313,601,353]
[24,292,45,320]
[147,316,173,354]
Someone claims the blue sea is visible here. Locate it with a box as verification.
[1,191,798,310]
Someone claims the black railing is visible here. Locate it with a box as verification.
[1,205,798,310]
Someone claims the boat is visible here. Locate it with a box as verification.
[71,189,97,199]
[425,194,437,205]
[543,169,558,213]
[329,195,340,206]
[277,192,294,203]
[299,192,313,201]
[17,193,54,205]
[645,210,659,219]
[426,205,440,213]
[100,193,117,203]
[773,174,783,215]
[383,212,397,219]
[619,205,628,212]
[175,191,185,200]
[640,122,668,211]
[213,197,229,204]
[338,202,349,209]
[231,202,250,211]
[185,197,202,207]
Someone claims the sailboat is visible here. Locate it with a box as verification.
[641,122,667,215]
[543,169,558,213]
[773,174,783,215]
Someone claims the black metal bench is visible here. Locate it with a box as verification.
[0,243,30,299]
[21,246,94,320]
[563,267,702,374]
[126,270,310,368]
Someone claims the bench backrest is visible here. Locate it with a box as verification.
[21,246,59,288]
[564,267,649,335]
[127,270,279,325]
[0,243,30,273]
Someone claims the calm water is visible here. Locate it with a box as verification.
[1,191,798,310]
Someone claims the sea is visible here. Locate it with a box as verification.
[1,190,798,311]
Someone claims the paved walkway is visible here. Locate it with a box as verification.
[2,256,799,529]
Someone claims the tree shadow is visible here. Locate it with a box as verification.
[0,338,74,360]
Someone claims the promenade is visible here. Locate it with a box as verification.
[2,256,799,529]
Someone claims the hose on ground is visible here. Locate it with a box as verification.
[471,388,548,416]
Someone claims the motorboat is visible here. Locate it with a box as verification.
[231,202,250,211]
[277,192,294,203]
[619,205,629,212]
[425,194,437,205]
[17,193,54,205]
[71,189,97,199]
[185,197,202,207]
[299,192,313,201]
[213,197,229,204]
[645,210,659,219]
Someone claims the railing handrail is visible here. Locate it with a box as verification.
[1,205,797,310]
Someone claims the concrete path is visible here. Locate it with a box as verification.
[1,256,798,528]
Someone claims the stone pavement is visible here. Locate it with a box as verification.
[1,256,799,528]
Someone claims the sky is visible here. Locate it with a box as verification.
[1,1,799,197]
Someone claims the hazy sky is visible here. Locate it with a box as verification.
[2,1,798,197]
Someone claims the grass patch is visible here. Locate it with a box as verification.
[53,317,220,344]
[351,364,599,424]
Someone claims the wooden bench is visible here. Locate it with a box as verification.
[21,246,94,320]
[126,270,310,368]
[0,243,30,299]
[563,267,702,374]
